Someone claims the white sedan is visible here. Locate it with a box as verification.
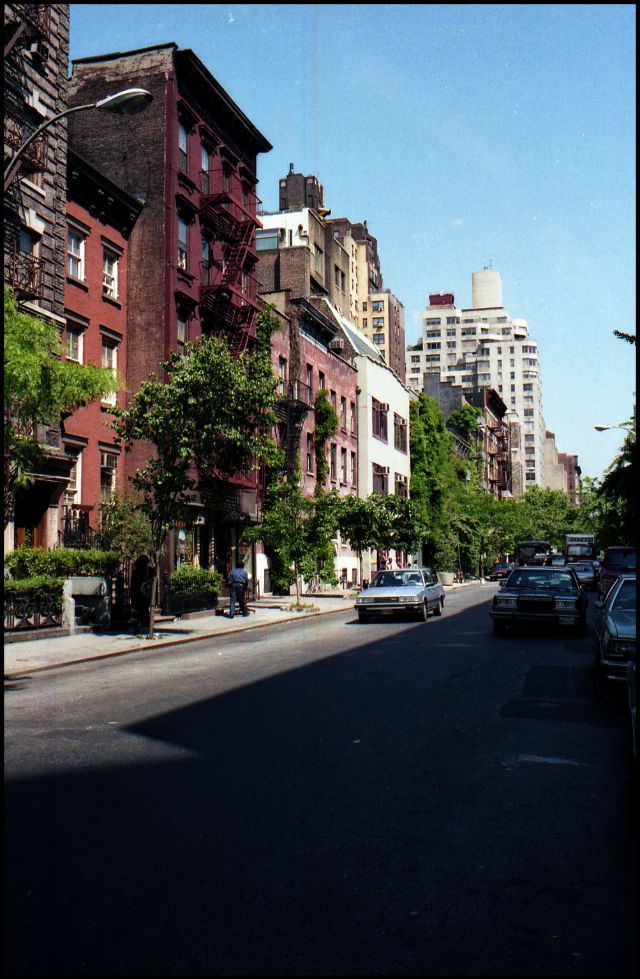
[355,568,445,622]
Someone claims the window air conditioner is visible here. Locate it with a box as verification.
[100,452,117,469]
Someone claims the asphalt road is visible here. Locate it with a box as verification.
[4,584,637,976]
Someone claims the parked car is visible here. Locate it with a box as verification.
[546,553,567,567]
[355,567,445,622]
[490,565,587,636]
[487,562,514,581]
[571,560,598,591]
[597,546,636,598]
[592,574,636,698]
[627,650,638,780]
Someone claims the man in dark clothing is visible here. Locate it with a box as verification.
[227,566,249,617]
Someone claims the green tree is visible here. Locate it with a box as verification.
[112,327,281,636]
[595,408,636,545]
[337,494,389,585]
[244,479,313,600]
[4,285,117,527]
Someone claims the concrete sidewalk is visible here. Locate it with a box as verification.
[4,581,484,678]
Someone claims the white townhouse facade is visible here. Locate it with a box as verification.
[406,269,546,491]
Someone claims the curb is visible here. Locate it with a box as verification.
[4,603,352,678]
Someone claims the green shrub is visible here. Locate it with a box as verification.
[169,566,221,596]
[4,576,65,608]
[5,547,119,580]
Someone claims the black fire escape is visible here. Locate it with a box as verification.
[275,377,314,479]
[198,165,262,356]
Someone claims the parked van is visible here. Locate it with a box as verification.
[598,546,636,598]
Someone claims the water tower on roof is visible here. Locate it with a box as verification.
[472,267,503,309]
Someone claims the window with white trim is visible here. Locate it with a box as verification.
[102,248,119,300]
[63,445,83,509]
[65,322,84,363]
[101,337,118,406]
[100,450,119,502]
[67,226,85,280]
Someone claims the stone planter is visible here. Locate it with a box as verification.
[63,576,111,630]
[437,571,455,586]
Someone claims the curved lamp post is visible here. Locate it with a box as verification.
[4,88,153,193]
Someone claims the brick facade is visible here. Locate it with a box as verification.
[61,150,143,534]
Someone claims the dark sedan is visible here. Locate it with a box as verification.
[487,562,514,581]
[593,574,636,697]
[490,566,587,636]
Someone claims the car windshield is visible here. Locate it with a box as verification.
[508,570,577,591]
[609,579,636,611]
[606,552,636,571]
[372,571,423,587]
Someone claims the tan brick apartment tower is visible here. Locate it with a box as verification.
[68,44,272,575]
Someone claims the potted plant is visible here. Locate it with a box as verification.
[433,531,457,586]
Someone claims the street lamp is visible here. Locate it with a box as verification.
[4,88,153,193]
[594,424,629,432]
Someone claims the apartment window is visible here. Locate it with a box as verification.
[447,341,457,349]
[330,443,337,481]
[362,302,368,312]
[222,164,232,192]
[330,389,337,412]
[256,229,279,251]
[306,434,314,473]
[426,330,441,338]
[350,451,357,485]
[425,318,441,326]
[200,144,210,192]
[372,333,385,345]
[101,337,118,406]
[67,226,85,280]
[524,408,534,417]
[395,473,408,497]
[102,248,119,300]
[334,265,341,287]
[306,364,313,394]
[350,401,356,434]
[314,245,324,275]
[177,308,189,355]
[341,271,346,291]
[363,318,368,328]
[372,464,389,496]
[394,413,407,453]
[63,445,83,509]
[372,398,388,441]
[319,371,326,390]
[427,342,441,349]
[178,214,189,270]
[372,317,384,327]
[340,447,348,483]
[100,450,119,503]
[523,383,533,391]
[65,323,84,363]
[425,354,441,362]
[372,300,384,312]
[446,317,460,324]
[340,396,347,430]
[178,121,188,172]
[526,472,536,481]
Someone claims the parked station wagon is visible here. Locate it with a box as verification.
[355,568,445,622]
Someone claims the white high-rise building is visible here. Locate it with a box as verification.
[406,270,546,491]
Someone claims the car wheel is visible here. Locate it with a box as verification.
[418,600,428,622]
[493,619,507,635]
[433,597,444,617]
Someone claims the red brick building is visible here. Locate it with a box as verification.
[257,291,359,592]
[60,149,143,544]
[67,43,272,576]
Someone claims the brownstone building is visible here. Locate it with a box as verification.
[67,43,272,576]
[60,149,143,545]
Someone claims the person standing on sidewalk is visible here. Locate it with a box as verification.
[227,565,249,618]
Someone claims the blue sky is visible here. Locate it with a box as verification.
[68,4,636,480]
